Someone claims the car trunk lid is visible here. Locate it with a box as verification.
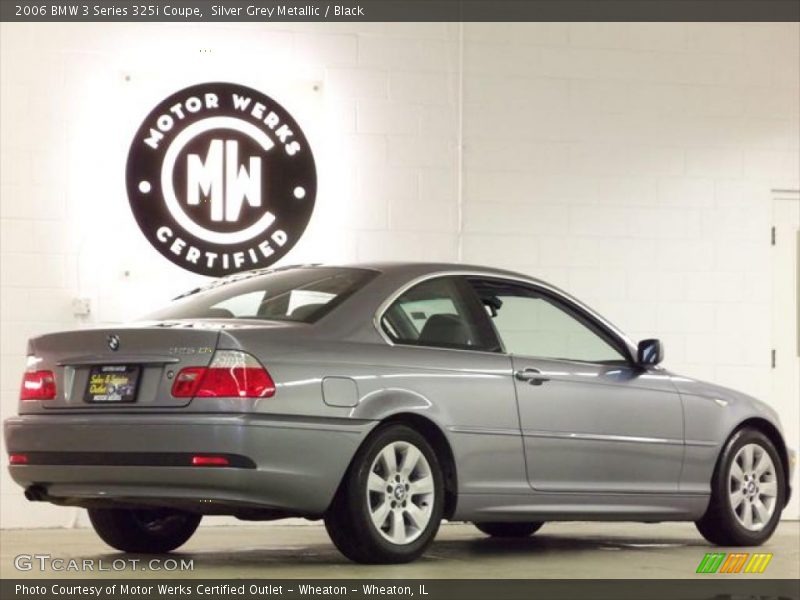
[27,322,225,410]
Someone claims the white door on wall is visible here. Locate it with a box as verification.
[771,190,800,520]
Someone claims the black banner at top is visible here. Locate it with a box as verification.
[1,0,799,22]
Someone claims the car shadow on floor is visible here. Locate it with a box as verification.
[435,533,706,555]
[91,533,711,569]
[425,533,720,565]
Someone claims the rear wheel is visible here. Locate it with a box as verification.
[324,424,444,564]
[88,508,201,553]
[695,428,785,546]
[474,522,543,538]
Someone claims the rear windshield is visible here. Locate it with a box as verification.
[146,267,378,323]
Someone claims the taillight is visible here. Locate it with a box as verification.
[171,367,206,398]
[171,351,275,399]
[20,370,56,400]
[9,454,28,465]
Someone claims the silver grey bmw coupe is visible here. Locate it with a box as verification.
[4,263,794,563]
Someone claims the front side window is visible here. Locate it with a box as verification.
[147,267,377,323]
[469,278,627,364]
[381,277,499,351]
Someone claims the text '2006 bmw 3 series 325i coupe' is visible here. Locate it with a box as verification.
[4,263,795,563]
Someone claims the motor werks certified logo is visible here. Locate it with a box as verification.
[126,82,316,277]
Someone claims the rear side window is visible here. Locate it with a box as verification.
[380,277,499,352]
[147,268,377,323]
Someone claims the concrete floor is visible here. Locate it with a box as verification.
[1,521,798,579]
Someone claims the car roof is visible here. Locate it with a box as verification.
[199,261,546,288]
[299,261,550,284]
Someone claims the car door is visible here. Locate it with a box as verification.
[377,276,527,495]
[467,277,684,494]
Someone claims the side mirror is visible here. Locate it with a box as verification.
[637,339,664,367]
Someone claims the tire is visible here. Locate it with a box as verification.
[695,428,785,546]
[474,521,543,538]
[324,423,444,564]
[88,507,201,553]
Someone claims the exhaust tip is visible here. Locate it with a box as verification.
[24,485,46,501]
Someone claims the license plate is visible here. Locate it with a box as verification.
[84,365,141,403]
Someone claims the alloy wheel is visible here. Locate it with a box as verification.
[728,443,778,531]
[366,441,435,545]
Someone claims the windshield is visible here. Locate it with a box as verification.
[146,267,378,323]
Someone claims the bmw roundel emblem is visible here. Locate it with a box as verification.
[107,335,120,352]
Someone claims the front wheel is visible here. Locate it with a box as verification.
[324,424,444,564]
[88,508,201,553]
[474,521,543,538]
[695,428,785,546]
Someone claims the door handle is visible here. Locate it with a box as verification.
[514,368,549,385]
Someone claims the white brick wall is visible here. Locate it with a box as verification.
[461,22,799,391]
[0,22,798,528]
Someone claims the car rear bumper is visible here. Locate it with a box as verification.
[4,413,374,516]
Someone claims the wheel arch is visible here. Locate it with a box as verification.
[329,412,459,520]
